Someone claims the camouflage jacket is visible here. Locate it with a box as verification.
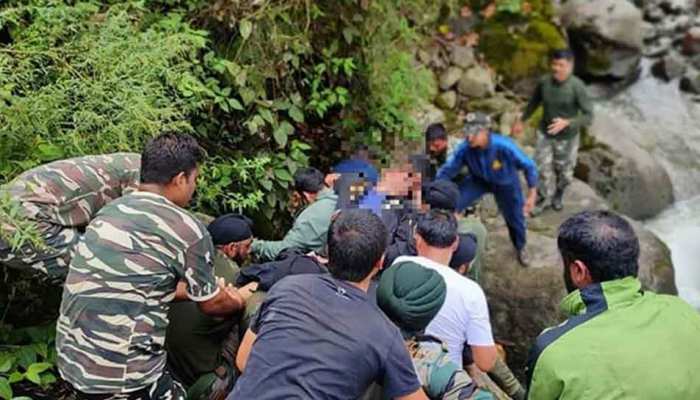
[410,335,479,400]
[56,191,218,394]
[2,153,140,231]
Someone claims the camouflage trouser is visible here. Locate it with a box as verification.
[72,371,186,400]
[534,132,580,203]
[0,221,78,284]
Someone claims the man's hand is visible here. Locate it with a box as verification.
[523,188,537,217]
[236,282,258,302]
[547,118,570,135]
[511,120,525,137]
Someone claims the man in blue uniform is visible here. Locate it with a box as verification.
[437,112,538,266]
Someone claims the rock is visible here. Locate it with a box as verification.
[644,37,673,57]
[560,0,643,80]
[412,102,445,134]
[689,54,700,69]
[450,45,476,69]
[659,0,693,14]
[575,112,675,220]
[467,94,516,115]
[416,49,431,66]
[457,65,495,98]
[435,90,457,110]
[439,66,463,90]
[480,179,676,379]
[682,27,700,55]
[644,6,665,23]
[651,52,688,81]
[680,70,700,93]
[642,22,659,42]
[673,15,692,33]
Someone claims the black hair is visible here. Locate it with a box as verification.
[416,209,458,249]
[423,180,460,212]
[425,123,448,142]
[327,209,388,282]
[551,48,574,61]
[140,133,204,185]
[294,167,325,193]
[557,210,640,283]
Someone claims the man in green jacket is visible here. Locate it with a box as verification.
[166,214,257,400]
[251,167,338,262]
[526,210,700,399]
[512,49,593,215]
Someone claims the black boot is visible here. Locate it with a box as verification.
[552,189,564,211]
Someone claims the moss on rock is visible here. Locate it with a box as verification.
[479,16,566,85]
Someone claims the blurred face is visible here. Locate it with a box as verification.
[467,128,489,149]
[551,57,573,82]
[428,138,449,156]
[170,167,199,207]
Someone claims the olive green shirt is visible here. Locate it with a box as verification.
[251,188,338,262]
[522,74,593,141]
[165,251,240,387]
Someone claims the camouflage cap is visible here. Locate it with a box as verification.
[463,112,491,135]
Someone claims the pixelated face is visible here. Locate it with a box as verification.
[428,138,449,156]
[467,128,489,149]
[551,57,573,82]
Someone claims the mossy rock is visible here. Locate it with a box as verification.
[479,16,566,86]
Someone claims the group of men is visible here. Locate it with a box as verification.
[0,48,699,400]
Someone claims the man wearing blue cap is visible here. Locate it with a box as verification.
[437,112,538,267]
[167,214,258,400]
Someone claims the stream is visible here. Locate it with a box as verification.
[596,59,700,310]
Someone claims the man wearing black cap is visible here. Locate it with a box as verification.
[437,112,538,267]
[423,180,488,280]
[166,214,258,400]
[252,167,338,262]
[512,49,593,215]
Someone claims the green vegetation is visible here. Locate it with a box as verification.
[476,0,566,85]
[0,323,57,400]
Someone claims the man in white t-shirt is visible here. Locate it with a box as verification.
[392,209,497,372]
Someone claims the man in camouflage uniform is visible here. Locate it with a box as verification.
[167,214,258,400]
[0,153,140,283]
[56,134,249,400]
[377,260,494,400]
[512,49,593,215]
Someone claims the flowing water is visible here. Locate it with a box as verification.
[596,59,700,310]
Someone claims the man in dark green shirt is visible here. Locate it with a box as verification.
[251,167,338,262]
[513,49,593,215]
[166,214,257,400]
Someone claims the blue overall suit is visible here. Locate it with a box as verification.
[436,133,538,251]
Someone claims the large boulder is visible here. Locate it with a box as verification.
[450,45,476,69]
[560,0,644,81]
[479,179,676,379]
[457,65,495,98]
[575,111,674,220]
[651,52,688,81]
[439,66,463,90]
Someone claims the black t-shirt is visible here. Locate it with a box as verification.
[229,274,421,400]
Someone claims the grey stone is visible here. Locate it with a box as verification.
[412,102,445,134]
[560,0,643,80]
[435,90,457,110]
[457,66,495,98]
[680,70,700,93]
[450,45,476,69]
[575,112,675,220]
[642,21,659,42]
[651,52,688,81]
[644,6,665,23]
[439,66,463,90]
[644,37,673,57]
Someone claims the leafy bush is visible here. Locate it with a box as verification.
[0,323,58,400]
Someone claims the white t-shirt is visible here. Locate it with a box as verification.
[392,255,494,366]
